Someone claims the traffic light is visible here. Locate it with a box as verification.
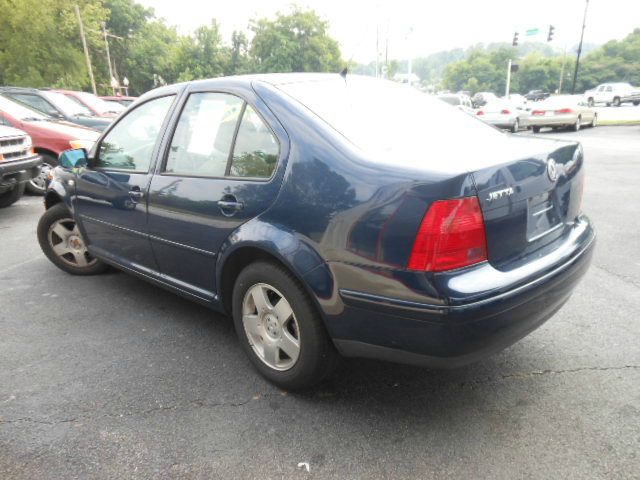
[512,32,519,47]
[547,25,555,42]
[511,63,519,73]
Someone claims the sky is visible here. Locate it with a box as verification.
[137,0,640,62]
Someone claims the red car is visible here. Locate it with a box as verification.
[0,95,99,194]
[54,90,124,118]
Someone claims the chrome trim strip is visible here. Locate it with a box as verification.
[528,222,563,242]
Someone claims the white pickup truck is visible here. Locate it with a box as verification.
[0,125,42,207]
[584,83,640,107]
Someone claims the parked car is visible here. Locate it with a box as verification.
[0,87,111,131]
[528,95,597,132]
[476,100,530,132]
[37,74,595,389]
[584,83,640,107]
[471,91,498,108]
[503,93,528,110]
[0,95,99,194]
[437,93,474,114]
[525,90,550,102]
[56,90,125,117]
[0,125,42,207]
[100,95,137,107]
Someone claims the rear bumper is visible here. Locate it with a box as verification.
[0,155,42,193]
[528,114,578,127]
[330,216,595,368]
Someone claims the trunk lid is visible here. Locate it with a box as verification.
[472,138,584,270]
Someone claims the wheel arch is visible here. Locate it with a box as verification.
[216,221,334,323]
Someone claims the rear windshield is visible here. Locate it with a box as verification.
[276,76,501,162]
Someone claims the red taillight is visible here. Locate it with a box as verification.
[532,110,545,116]
[408,197,488,272]
[555,108,573,114]
[501,109,511,114]
[476,110,484,116]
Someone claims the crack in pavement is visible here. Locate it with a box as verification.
[593,263,640,289]
[0,392,287,426]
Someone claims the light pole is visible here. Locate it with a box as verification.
[571,0,590,94]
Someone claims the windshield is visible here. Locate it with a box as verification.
[73,92,125,114]
[438,95,461,106]
[0,95,49,120]
[41,91,93,116]
[276,75,502,164]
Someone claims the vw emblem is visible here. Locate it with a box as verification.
[547,158,559,182]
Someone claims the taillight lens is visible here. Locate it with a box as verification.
[555,108,573,114]
[532,110,545,116]
[408,197,488,272]
[476,110,484,116]
[501,109,511,114]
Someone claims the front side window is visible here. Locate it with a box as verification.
[229,105,279,178]
[97,95,174,171]
[165,93,243,177]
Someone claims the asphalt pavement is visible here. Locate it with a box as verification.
[1,126,639,479]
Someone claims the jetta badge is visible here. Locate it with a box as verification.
[487,187,514,201]
[547,158,559,182]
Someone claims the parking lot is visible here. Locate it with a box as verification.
[1,126,639,479]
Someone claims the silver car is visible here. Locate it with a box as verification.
[529,96,597,132]
[475,100,530,133]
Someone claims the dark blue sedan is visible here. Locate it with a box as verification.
[37,74,595,389]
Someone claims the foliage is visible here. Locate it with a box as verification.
[249,7,343,73]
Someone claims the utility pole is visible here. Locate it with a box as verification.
[505,59,512,97]
[102,22,115,95]
[75,5,97,95]
[571,0,590,94]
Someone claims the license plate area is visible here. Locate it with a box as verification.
[545,111,554,116]
[527,192,562,242]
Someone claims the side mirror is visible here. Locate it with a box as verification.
[59,148,88,169]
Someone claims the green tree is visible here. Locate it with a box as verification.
[173,20,229,82]
[249,7,343,73]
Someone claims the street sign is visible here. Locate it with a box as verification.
[526,28,540,36]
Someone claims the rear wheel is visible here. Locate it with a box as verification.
[532,126,541,133]
[591,114,598,128]
[587,97,594,107]
[37,203,108,275]
[232,260,338,390]
[572,116,581,132]
[0,183,25,208]
[511,118,519,133]
[613,97,621,107]
[27,153,57,195]
[633,101,639,106]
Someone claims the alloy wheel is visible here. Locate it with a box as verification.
[242,283,301,371]
[48,218,97,268]
[29,162,52,193]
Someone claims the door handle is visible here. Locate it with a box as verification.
[217,200,244,211]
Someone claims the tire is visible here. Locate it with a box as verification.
[511,118,519,133]
[37,203,108,275]
[613,97,621,107]
[27,153,57,195]
[573,116,581,132]
[633,101,639,106]
[0,182,25,208]
[532,126,541,133]
[232,260,338,390]
[591,114,598,128]
[587,98,594,107]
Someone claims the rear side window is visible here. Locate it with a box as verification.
[97,95,174,171]
[9,94,54,115]
[165,93,243,177]
[229,105,279,178]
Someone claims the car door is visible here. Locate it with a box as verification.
[145,90,284,300]
[74,94,176,272]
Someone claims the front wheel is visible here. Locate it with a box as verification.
[37,203,108,275]
[232,261,338,390]
[612,97,621,107]
[511,118,519,133]
[591,114,598,128]
[0,183,25,208]
[587,98,594,107]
